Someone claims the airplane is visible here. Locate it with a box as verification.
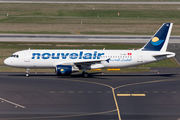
[4,23,175,77]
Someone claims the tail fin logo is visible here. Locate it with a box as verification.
[151,37,164,46]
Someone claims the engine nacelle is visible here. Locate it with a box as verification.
[56,65,72,75]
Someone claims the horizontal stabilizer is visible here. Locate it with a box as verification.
[152,52,175,58]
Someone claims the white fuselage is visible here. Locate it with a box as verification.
[4,49,175,69]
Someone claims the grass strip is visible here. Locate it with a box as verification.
[1,4,180,35]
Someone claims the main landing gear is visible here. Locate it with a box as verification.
[26,68,29,77]
[82,71,89,78]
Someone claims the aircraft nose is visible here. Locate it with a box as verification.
[4,58,11,66]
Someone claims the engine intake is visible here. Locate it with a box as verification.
[56,65,72,75]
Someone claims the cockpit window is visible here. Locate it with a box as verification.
[11,55,19,58]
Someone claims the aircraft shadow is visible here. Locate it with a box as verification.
[73,73,177,78]
[7,72,177,78]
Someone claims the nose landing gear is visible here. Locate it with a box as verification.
[26,68,29,77]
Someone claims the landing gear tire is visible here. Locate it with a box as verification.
[26,73,29,77]
[26,68,29,77]
[84,73,89,78]
[82,72,88,78]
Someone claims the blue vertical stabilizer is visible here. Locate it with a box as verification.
[141,23,173,52]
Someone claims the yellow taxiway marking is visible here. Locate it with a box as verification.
[117,94,130,96]
[131,94,146,96]
[117,94,146,96]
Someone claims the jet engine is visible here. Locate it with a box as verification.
[56,65,79,75]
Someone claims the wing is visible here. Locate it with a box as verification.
[73,58,110,69]
[53,58,110,69]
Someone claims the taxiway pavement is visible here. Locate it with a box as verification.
[0,71,180,120]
